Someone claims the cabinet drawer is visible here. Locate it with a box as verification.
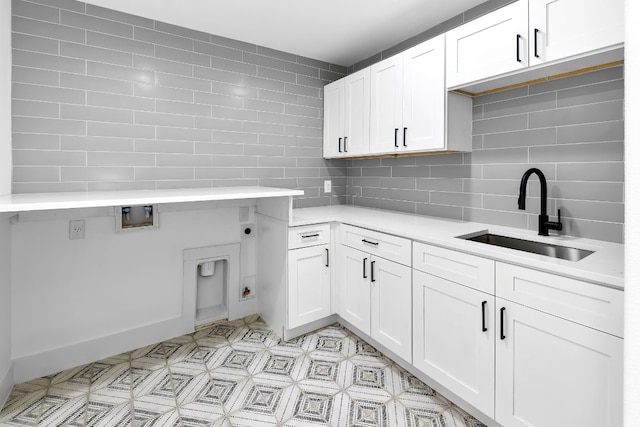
[413,242,494,294]
[496,263,623,337]
[339,224,411,266]
[288,223,330,249]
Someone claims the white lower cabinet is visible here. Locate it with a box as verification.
[338,227,412,362]
[339,245,372,334]
[287,224,332,331]
[412,270,495,417]
[370,256,412,362]
[287,244,331,329]
[410,244,623,427]
[495,298,623,427]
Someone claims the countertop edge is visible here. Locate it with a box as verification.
[291,205,624,291]
[0,187,304,213]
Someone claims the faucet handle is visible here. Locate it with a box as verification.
[554,209,563,232]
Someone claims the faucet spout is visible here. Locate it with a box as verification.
[518,168,562,236]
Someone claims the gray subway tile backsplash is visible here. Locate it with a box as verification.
[193,40,243,62]
[85,3,153,29]
[60,10,133,38]
[12,66,59,86]
[346,59,625,242]
[154,21,211,43]
[13,49,85,73]
[13,99,59,118]
[556,121,624,144]
[13,33,59,55]
[61,72,133,95]
[87,91,156,111]
[12,15,85,43]
[155,45,210,67]
[87,31,155,56]
[10,0,625,241]
[62,135,134,152]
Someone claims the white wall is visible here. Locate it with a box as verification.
[11,203,256,380]
[0,215,13,407]
[0,0,11,195]
[0,0,12,408]
[625,1,640,426]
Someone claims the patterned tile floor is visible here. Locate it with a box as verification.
[0,315,485,426]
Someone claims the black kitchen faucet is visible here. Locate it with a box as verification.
[517,168,563,236]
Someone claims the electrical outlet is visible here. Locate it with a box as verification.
[239,206,250,222]
[324,180,331,193]
[69,220,85,240]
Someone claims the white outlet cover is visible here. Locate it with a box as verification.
[69,219,85,240]
[324,180,331,193]
[239,206,250,222]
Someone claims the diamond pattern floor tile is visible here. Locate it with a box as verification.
[0,316,486,427]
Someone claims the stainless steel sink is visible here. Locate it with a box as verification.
[458,232,594,262]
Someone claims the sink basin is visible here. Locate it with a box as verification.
[458,232,594,262]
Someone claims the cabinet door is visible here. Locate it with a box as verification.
[369,55,403,155]
[495,298,623,427]
[287,244,331,329]
[529,0,623,66]
[343,68,370,156]
[413,270,495,417]
[323,79,344,158]
[338,245,371,334]
[446,0,528,88]
[402,35,445,152]
[370,256,412,362]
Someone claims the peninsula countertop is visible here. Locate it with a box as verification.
[0,186,304,213]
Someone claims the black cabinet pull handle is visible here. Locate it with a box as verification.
[516,34,522,63]
[500,307,506,340]
[344,136,348,152]
[302,233,319,238]
[363,257,368,278]
[371,260,376,282]
[481,300,488,332]
[534,28,540,58]
[403,127,407,147]
[394,128,399,148]
[362,239,379,246]
[338,137,342,153]
[325,248,329,267]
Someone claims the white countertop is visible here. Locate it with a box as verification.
[0,186,303,213]
[291,205,624,290]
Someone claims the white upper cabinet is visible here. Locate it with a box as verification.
[402,37,446,152]
[446,0,528,89]
[322,80,344,158]
[370,35,447,154]
[447,0,624,90]
[369,55,403,154]
[529,0,624,66]
[323,34,470,159]
[323,68,370,158]
[344,69,371,156]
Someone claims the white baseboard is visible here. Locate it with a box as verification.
[13,317,183,384]
[0,362,14,410]
[283,314,339,341]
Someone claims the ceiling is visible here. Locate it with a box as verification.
[81,0,487,66]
